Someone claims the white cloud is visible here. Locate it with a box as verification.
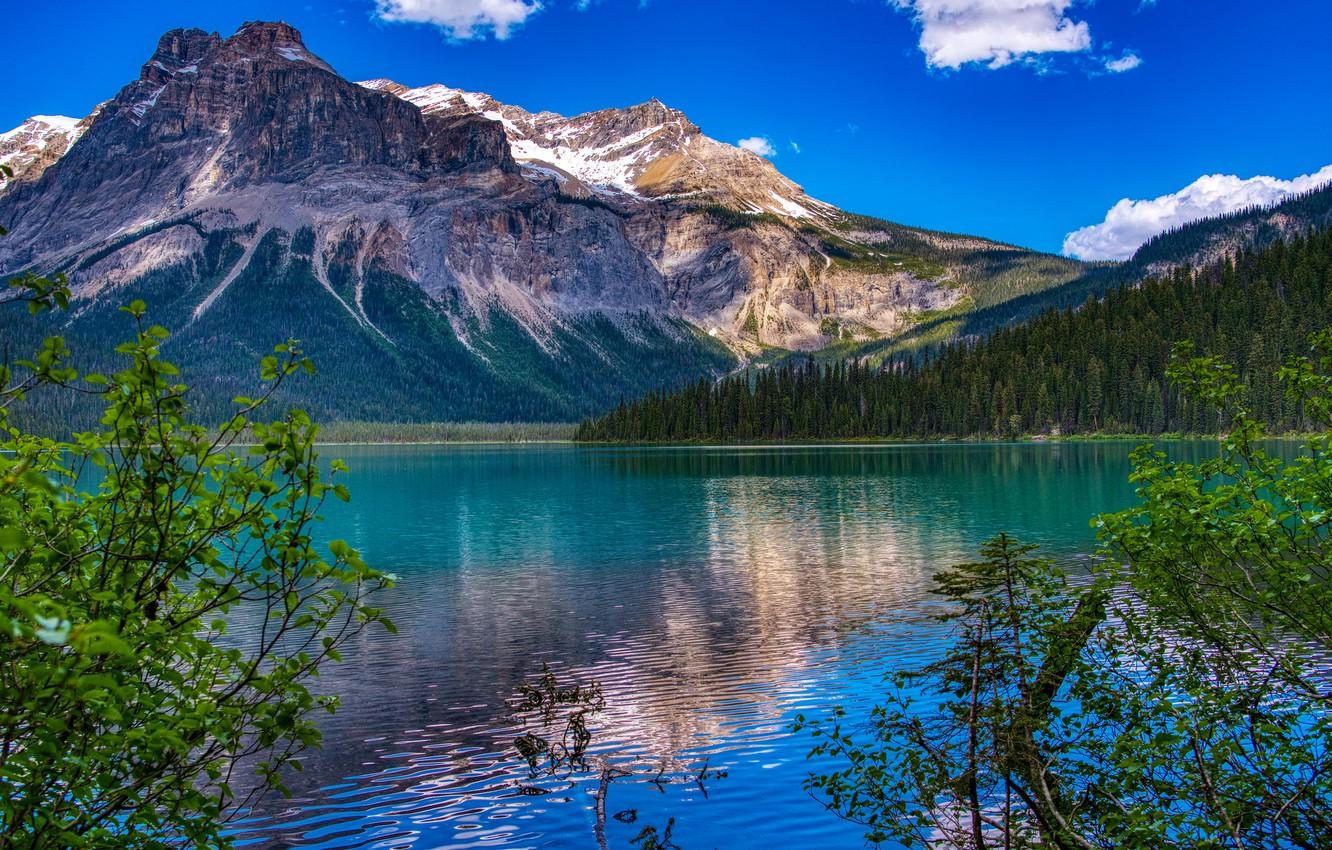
[789,141,802,154]
[1063,166,1332,261]
[891,0,1092,70]
[374,0,542,40]
[1104,52,1142,73]
[738,136,777,157]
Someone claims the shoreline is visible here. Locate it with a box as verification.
[303,432,1325,447]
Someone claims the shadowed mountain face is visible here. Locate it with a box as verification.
[0,21,1091,425]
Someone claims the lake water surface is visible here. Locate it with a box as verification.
[229,441,1210,850]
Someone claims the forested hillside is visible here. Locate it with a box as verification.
[577,227,1332,441]
[0,224,735,434]
[814,184,1332,367]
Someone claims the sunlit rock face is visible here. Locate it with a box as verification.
[354,75,978,351]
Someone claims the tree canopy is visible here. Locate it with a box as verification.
[0,163,394,848]
[800,331,1332,848]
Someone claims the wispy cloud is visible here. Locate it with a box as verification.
[890,0,1092,70]
[789,141,802,154]
[1104,52,1142,73]
[1063,166,1332,261]
[374,0,542,40]
[738,136,777,157]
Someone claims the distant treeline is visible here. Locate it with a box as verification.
[577,227,1332,442]
[309,421,576,443]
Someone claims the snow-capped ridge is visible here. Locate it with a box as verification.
[354,78,833,218]
[0,114,93,183]
[11,116,81,137]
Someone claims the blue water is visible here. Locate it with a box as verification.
[225,441,1202,849]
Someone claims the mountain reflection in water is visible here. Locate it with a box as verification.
[227,442,1232,849]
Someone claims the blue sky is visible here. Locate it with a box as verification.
[4,0,1329,257]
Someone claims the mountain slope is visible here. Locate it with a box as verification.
[578,225,1332,441]
[801,184,1332,368]
[0,21,1086,426]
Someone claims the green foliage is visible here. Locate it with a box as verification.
[72,217,204,274]
[821,213,1084,308]
[689,204,785,230]
[289,225,316,257]
[0,273,393,846]
[819,232,947,279]
[819,316,878,340]
[797,534,1100,848]
[741,305,760,337]
[801,331,1332,848]
[580,228,1332,442]
[554,191,627,217]
[910,185,1332,356]
[1131,185,1332,272]
[1075,331,1332,847]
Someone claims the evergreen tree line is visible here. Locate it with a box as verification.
[577,227,1332,442]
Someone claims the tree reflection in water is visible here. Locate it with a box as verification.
[509,664,726,849]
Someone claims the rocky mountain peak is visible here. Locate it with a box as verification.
[234,20,304,45]
[358,78,410,97]
[0,21,519,269]
[624,97,688,127]
[226,20,334,73]
[142,28,220,79]
[354,78,817,209]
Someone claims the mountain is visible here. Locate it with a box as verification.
[579,225,1332,442]
[354,79,833,219]
[0,21,1087,426]
[0,113,98,183]
[805,184,1332,369]
[1128,185,1332,276]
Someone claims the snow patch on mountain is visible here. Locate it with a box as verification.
[130,86,166,120]
[275,45,314,63]
[355,78,832,215]
[0,116,79,146]
[508,132,660,196]
[0,115,90,182]
[768,190,814,219]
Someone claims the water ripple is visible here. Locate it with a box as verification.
[226,442,1189,849]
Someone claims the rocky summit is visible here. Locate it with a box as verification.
[0,21,1086,424]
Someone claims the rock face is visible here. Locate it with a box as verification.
[358,78,829,217]
[0,21,1084,423]
[0,113,97,183]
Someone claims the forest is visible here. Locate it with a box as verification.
[578,227,1332,442]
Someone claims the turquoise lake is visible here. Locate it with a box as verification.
[229,441,1216,849]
